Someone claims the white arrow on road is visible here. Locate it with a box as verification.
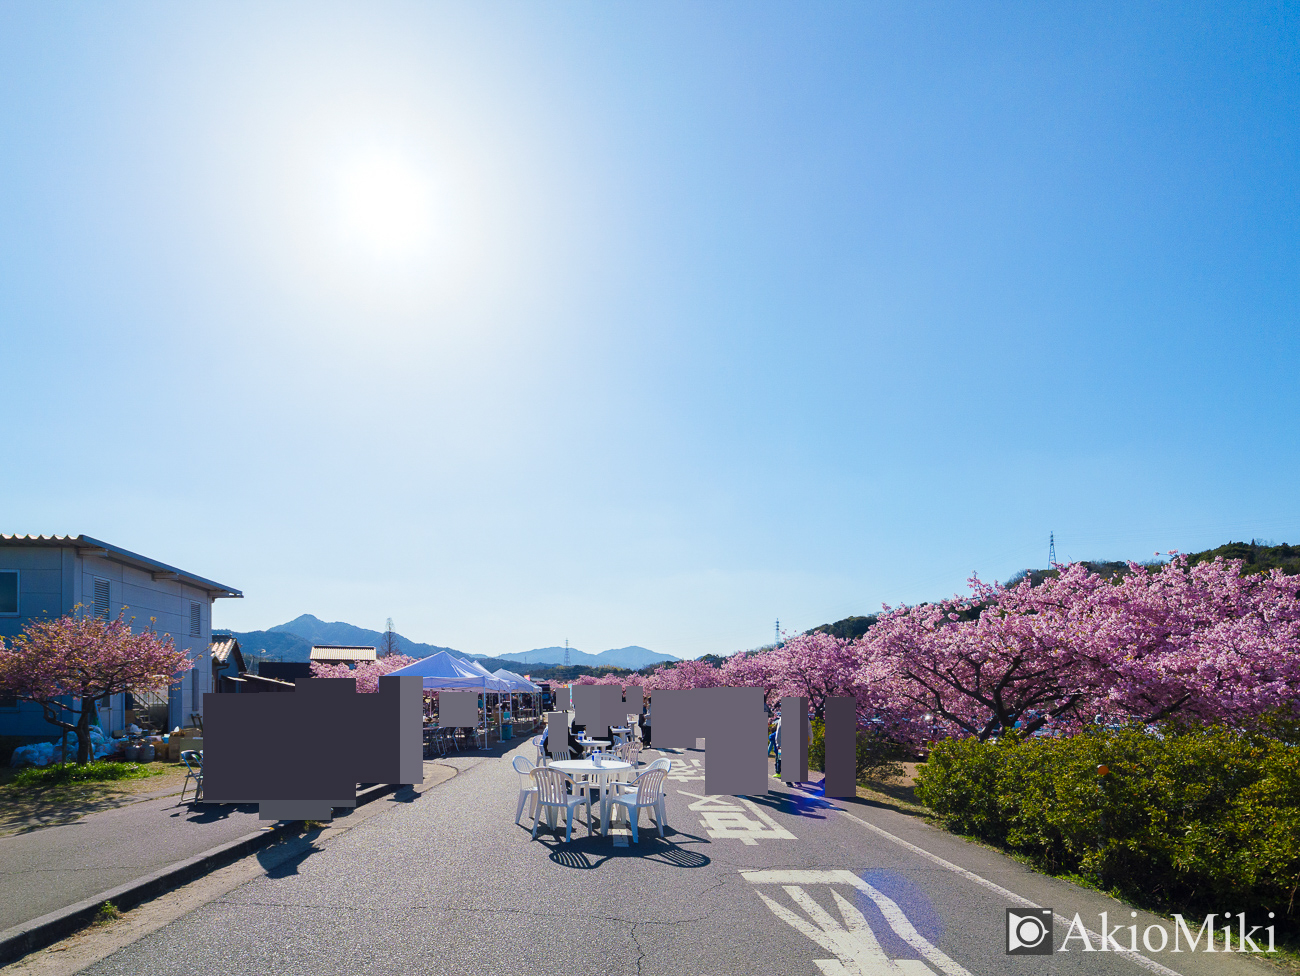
[743,870,973,976]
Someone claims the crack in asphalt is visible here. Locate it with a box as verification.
[631,920,645,976]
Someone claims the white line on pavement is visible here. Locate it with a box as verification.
[835,809,1184,976]
[743,870,972,976]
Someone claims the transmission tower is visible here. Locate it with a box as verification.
[774,619,780,646]
[1049,532,1057,566]
[564,638,570,666]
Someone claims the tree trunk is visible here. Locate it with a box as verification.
[75,695,97,764]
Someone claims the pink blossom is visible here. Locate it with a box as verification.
[310,655,418,693]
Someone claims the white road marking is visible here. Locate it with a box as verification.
[835,811,1185,976]
[678,791,797,844]
[665,757,706,783]
[745,873,951,976]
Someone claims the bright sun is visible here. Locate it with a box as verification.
[336,151,432,258]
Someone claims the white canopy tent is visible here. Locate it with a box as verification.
[386,652,512,748]
[491,669,542,740]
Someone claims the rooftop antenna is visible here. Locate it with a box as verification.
[1049,531,1057,566]
[564,638,570,667]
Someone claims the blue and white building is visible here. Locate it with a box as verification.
[0,535,242,740]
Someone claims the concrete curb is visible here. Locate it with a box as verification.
[0,782,400,967]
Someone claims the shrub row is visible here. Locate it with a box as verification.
[913,727,1300,924]
[808,719,907,783]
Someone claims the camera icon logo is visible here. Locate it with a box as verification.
[1006,908,1054,955]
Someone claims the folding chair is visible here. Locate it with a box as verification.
[179,749,203,803]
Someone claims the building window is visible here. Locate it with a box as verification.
[0,691,17,709]
[93,579,110,619]
[190,602,201,638]
[0,571,16,615]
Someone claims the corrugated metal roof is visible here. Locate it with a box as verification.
[0,534,242,599]
[309,645,377,662]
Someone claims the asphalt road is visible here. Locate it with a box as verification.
[64,744,1272,976]
[0,790,264,932]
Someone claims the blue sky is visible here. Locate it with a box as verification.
[2,2,1297,659]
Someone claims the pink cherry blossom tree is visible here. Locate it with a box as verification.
[0,611,191,763]
[310,654,417,693]
[740,631,867,718]
[858,555,1300,741]
[643,658,726,690]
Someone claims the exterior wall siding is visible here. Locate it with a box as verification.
[0,545,221,741]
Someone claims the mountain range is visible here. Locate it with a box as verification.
[218,615,679,671]
[490,645,677,669]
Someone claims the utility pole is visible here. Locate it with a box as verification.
[1049,532,1057,567]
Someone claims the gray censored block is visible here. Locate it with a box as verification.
[823,696,857,797]
[624,685,644,715]
[438,690,479,728]
[571,684,600,729]
[649,689,703,749]
[700,687,767,795]
[598,685,623,731]
[203,676,423,820]
[546,711,569,757]
[653,688,767,794]
[781,696,810,784]
[554,686,570,711]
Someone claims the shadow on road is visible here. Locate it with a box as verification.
[534,828,712,870]
[256,831,327,878]
[744,790,834,822]
[169,801,259,823]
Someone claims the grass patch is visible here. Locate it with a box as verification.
[10,761,164,790]
[93,901,121,926]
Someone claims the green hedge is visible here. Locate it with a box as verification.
[808,719,907,783]
[914,727,1300,925]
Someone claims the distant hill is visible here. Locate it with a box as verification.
[807,540,1298,637]
[221,613,461,665]
[216,615,675,673]
[809,615,879,641]
[489,645,679,669]
[221,629,315,661]
[1186,540,1300,576]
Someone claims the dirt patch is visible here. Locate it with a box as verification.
[0,764,189,835]
[854,761,928,816]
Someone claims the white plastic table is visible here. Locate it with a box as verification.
[577,739,610,755]
[549,758,632,835]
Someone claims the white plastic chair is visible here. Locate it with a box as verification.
[615,756,669,820]
[608,768,667,842]
[530,767,593,841]
[512,756,538,824]
[532,735,547,766]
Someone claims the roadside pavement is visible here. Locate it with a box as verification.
[0,746,476,935]
[0,788,265,933]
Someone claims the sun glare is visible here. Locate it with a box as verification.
[336,151,432,258]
